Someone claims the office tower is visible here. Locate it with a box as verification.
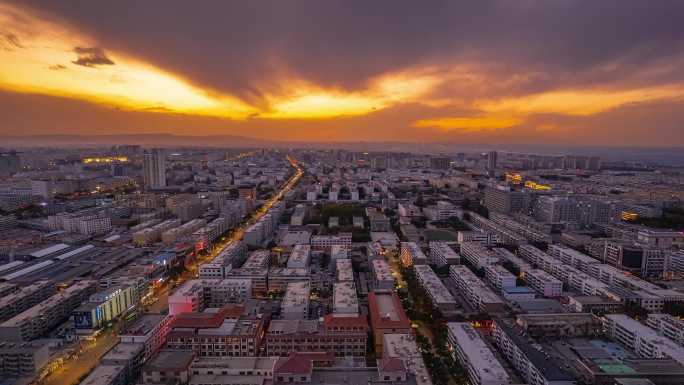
[487,150,498,170]
[0,152,20,177]
[484,185,523,214]
[430,156,450,170]
[143,149,166,190]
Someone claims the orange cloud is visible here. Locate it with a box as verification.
[412,116,522,131]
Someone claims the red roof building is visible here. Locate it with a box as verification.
[368,290,412,354]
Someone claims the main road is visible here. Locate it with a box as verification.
[34,154,302,385]
[150,153,303,311]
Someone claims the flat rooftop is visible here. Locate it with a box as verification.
[447,323,510,384]
[121,313,167,336]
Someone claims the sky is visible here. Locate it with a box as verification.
[1,1,683,146]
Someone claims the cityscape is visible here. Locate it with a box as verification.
[1,2,684,385]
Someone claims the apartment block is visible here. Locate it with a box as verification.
[400,242,428,267]
[0,281,56,323]
[459,241,499,269]
[368,291,412,355]
[336,258,354,282]
[449,265,504,313]
[310,233,352,250]
[119,313,173,362]
[0,341,49,376]
[484,264,517,292]
[265,315,368,357]
[604,314,684,366]
[523,269,563,298]
[370,259,395,290]
[166,308,263,358]
[281,281,310,320]
[0,280,97,341]
[333,282,358,315]
[199,241,248,279]
[429,241,460,267]
[446,323,511,385]
[287,244,311,269]
[413,265,457,312]
[492,319,575,385]
[646,313,684,347]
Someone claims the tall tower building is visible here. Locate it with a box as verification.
[143,149,166,190]
[487,151,498,171]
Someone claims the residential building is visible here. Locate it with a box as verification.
[459,241,498,269]
[119,314,173,362]
[400,242,428,267]
[0,341,49,376]
[646,313,684,347]
[371,259,395,290]
[287,244,311,269]
[516,313,602,338]
[604,314,684,366]
[0,280,96,341]
[281,281,310,320]
[0,281,56,323]
[492,319,575,385]
[413,265,457,312]
[142,350,194,385]
[335,258,354,282]
[449,266,505,313]
[166,307,264,358]
[310,233,352,251]
[265,315,368,357]
[143,149,166,190]
[484,264,517,292]
[429,242,460,267]
[523,269,563,298]
[446,323,510,385]
[333,282,358,315]
[368,290,412,355]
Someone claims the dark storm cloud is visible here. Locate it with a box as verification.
[72,46,114,67]
[15,0,684,101]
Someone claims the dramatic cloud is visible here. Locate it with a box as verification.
[1,31,22,49]
[0,0,683,146]
[71,46,114,67]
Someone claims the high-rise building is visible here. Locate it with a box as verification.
[430,156,450,170]
[0,152,20,177]
[143,149,166,190]
[487,151,498,170]
[483,185,523,214]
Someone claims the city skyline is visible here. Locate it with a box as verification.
[1,1,684,146]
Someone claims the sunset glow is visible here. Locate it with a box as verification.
[1,1,684,145]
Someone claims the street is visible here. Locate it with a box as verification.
[33,155,302,385]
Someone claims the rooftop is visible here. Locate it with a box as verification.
[144,350,195,372]
[371,259,394,282]
[494,319,573,381]
[121,313,167,336]
[368,290,410,330]
[413,265,456,305]
[333,282,359,314]
[447,323,510,383]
